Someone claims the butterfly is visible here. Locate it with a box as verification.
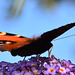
[0,23,75,57]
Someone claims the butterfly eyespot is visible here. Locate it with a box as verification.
[0,41,4,44]
[0,40,16,45]
[0,32,6,35]
[15,35,20,37]
[5,41,12,45]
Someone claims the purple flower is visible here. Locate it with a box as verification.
[61,60,74,69]
[0,71,3,75]
[43,64,57,74]
[70,72,75,75]
[20,71,25,75]
[57,63,70,74]
[11,71,20,75]
[31,67,41,74]
[0,61,7,67]
[49,59,58,65]
[21,67,27,72]
[70,66,75,72]
[0,55,75,74]
[24,71,34,75]
[26,61,38,68]
[0,65,2,71]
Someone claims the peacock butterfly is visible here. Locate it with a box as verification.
[0,23,75,57]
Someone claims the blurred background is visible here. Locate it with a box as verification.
[0,0,75,63]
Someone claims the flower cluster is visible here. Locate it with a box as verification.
[0,55,75,75]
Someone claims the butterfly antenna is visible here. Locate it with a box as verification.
[53,34,75,41]
[23,56,26,61]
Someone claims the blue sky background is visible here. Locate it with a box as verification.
[0,0,75,63]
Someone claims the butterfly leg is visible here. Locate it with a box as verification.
[37,54,40,61]
[48,44,53,60]
[37,54,40,65]
[23,56,26,61]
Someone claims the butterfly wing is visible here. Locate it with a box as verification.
[0,32,31,52]
[11,23,75,57]
[41,23,75,41]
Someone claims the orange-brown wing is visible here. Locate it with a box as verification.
[0,32,31,52]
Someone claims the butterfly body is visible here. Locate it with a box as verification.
[11,36,52,56]
[0,23,75,57]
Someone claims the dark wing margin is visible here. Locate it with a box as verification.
[41,23,75,41]
[0,32,25,38]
